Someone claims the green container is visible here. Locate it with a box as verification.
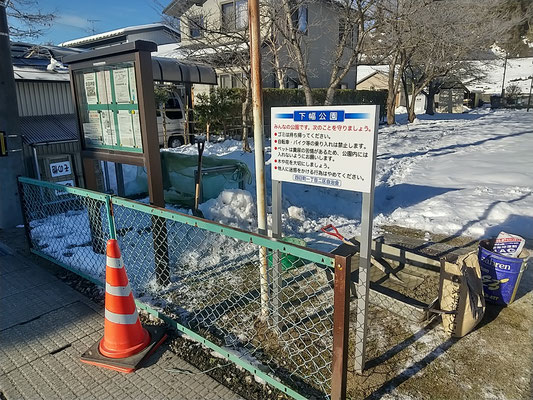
[267,237,307,271]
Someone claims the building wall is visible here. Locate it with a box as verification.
[356,73,389,91]
[181,0,357,90]
[22,141,84,187]
[16,81,74,116]
[303,2,356,89]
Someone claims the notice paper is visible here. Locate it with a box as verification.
[101,110,116,146]
[113,68,131,103]
[84,73,97,104]
[82,111,102,146]
[117,110,134,147]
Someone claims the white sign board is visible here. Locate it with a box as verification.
[55,179,75,196]
[49,160,72,177]
[271,105,378,193]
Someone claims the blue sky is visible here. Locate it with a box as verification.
[9,0,166,45]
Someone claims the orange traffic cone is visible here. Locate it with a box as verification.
[81,239,167,373]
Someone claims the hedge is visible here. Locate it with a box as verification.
[194,88,388,134]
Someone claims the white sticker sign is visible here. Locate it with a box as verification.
[55,179,75,196]
[271,105,378,193]
[49,160,72,177]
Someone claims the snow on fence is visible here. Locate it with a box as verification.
[17,177,356,399]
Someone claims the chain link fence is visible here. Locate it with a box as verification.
[18,177,345,398]
[18,177,471,399]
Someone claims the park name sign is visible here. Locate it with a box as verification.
[270,105,378,193]
[270,104,379,375]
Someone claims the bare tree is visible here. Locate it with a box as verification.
[376,0,517,124]
[262,4,291,89]
[417,2,522,121]
[491,0,533,57]
[265,0,315,104]
[267,0,380,105]
[4,0,54,39]
[163,5,253,151]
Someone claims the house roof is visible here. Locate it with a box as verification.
[20,114,79,145]
[163,0,208,18]
[59,23,180,48]
[11,42,83,61]
[13,66,70,82]
[11,42,82,82]
[356,65,389,84]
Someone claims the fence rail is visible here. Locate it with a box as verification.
[17,176,356,399]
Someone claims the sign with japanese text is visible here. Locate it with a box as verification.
[271,105,378,193]
[49,160,72,178]
[55,179,75,196]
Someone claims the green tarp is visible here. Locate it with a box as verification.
[159,152,251,207]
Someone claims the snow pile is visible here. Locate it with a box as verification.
[288,206,305,221]
[91,109,532,253]
[46,57,68,73]
[187,109,532,250]
[199,189,257,229]
[465,58,533,95]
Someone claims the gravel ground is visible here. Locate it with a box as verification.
[2,226,531,400]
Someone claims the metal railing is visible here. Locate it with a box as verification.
[18,177,356,399]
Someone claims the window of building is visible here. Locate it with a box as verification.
[291,4,308,34]
[235,0,248,30]
[222,0,248,31]
[338,17,355,48]
[220,74,232,88]
[232,73,247,88]
[221,3,234,31]
[189,15,204,38]
[219,73,247,89]
[297,5,308,34]
[284,75,299,89]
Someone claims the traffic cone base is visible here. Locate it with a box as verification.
[81,325,167,373]
[80,239,167,373]
[99,320,151,359]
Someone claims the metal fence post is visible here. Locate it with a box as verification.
[271,179,282,330]
[331,254,351,400]
[354,193,375,373]
[87,198,106,254]
[354,106,379,373]
[104,195,116,240]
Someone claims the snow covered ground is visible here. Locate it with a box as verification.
[165,108,533,252]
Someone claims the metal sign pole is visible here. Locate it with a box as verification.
[354,108,379,373]
[271,179,282,329]
[270,104,379,380]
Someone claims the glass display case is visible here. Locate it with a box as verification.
[72,61,143,152]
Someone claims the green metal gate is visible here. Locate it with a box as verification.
[18,177,353,399]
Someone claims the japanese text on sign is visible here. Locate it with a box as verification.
[49,161,72,178]
[271,105,378,193]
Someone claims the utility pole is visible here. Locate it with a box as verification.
[525,56,533,112]
[0,0,24,228]
[248,0,269,318]
[500,53,508,105]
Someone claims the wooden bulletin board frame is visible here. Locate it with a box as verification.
[64,40,164,206]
